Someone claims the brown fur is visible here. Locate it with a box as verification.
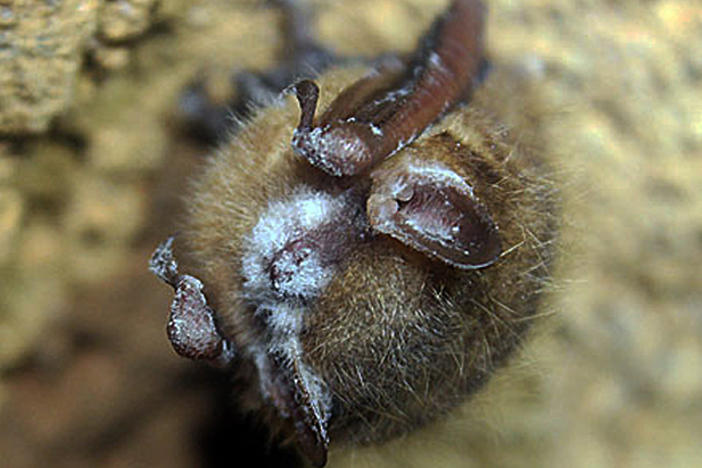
[181,58,558,458]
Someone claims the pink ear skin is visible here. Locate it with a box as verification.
[291,0,487,177]
[367,149,501,269]
[149,237,236,366]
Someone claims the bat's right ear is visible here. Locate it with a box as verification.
[367,153,501,269]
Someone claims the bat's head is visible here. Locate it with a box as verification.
[167,69,555,466]
[151,2,556,465]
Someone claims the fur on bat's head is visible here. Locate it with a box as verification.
[150,1,557,466]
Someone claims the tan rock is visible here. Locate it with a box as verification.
[0,0,98,133]
[98,0,157,42]
[0,188,23,263]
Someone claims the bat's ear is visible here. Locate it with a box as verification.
[367,151,501,269]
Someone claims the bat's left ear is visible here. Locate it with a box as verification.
[367,151,501,269]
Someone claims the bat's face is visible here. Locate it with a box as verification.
[178,69,555,466]
[150,1,558,466]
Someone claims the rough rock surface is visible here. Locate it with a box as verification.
[0,0,98,133]
[0,0,700,467]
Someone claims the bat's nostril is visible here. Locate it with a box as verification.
[268,240,313,297]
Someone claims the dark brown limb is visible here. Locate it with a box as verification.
[292,0,487,176]
[290,80,320,130]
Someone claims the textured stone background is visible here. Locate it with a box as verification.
[0,0,700,466]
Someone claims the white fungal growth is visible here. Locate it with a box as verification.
[241,187,345,303]
[369,123,383,136]
[293,125,368,177]
[428,51,445,70]
[403,160,474,194]
[249,296,332,435]
[241,187,345,431]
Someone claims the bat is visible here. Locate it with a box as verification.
[150,0,558,466]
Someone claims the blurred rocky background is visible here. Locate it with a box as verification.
[0,0,700,467]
